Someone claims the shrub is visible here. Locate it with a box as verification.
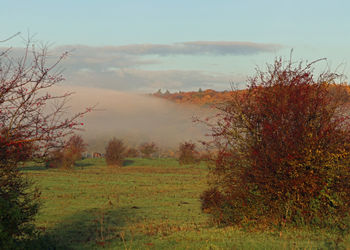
[125,147,139,157]
[46,135,87,169]
[201,57,350,228]
[0,133,40,248]
[139,142,157,158]
[105,138,126,166]
[65,135,87,162]
[45,150,63,169]
[178,141,200,165]
[0,166,41,248]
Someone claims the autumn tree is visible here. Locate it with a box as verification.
[178,141,200,165]
[139,142,157,158]
[105,138,126,166]
[0,36,90,247]
[201,57,350,229]
[46,134,87,169]
[125,147,139,158]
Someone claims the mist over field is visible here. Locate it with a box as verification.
[52,86,211,152]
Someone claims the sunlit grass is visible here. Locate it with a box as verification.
[23,158,350,249]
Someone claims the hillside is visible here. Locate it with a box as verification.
[152,89,234,106]
[152,85,350,106]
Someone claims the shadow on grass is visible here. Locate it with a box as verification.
[123,159,135,166]
[19,165,47,171]
[20,158,106,172]
[34,207,135,249]
[74,158,107,169]
[74,161,94,168]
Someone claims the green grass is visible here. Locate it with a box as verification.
[22,158,350,249]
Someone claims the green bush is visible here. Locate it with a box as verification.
[0,165,40,248]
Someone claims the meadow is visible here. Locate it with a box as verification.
[23,158,350,249]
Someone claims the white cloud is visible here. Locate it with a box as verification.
[65,68,236,92]
[57,41,281,57]
[1,40,280,91]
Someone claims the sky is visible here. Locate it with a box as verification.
[1,0,350,92]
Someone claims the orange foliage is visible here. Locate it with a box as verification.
[153,85,350,107]
[152,89,237,106]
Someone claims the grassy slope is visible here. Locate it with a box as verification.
[23,158,349,249]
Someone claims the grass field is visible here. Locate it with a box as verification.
[23,158,350,249]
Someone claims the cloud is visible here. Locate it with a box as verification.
[182,41,281,55]
[55,41,271,91]
[52,41,281,73]
[1,41,280,91]
[57,41,281,57]
[65,68,236,92]
[116,41,281,56]
[52,46,159,72]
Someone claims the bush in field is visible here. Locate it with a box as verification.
[65,135,86,162]
[46,135,87,169]
[201,57,350,228]
[45,150,62,169]
[139,142,157,158]
[0,36,90,247]
[125,147,139,157]
[105,138,126,166]
[178,141,200,165]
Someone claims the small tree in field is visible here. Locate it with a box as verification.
[105,138,126,166]
[65,134,86,162]
[178,141,200,165]
[0,36,90,247]
[139,142,157,158]
[201,57,350,228]
[125,147,139,158]
[46,134,87,169]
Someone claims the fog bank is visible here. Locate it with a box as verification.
[52,86,211,152]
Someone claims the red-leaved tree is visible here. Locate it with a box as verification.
[0,36,91,246]
[201,57,350,229]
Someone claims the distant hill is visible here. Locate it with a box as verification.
[152,85,350,106]
[152,89,235,106]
